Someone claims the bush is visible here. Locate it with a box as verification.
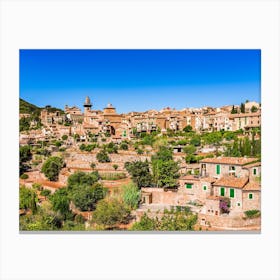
[40,189,51,197]
[19,186,38,213]
[92,198,130,228]
[120,142,129,150]
[244,209,261,219]
[113,164,118,170]
[136,148,144,155]
[20,173,29,179]
[62,135,68,141]
[122,183,140,210]
[90,162,96,170]
[67,171,100,188]
[99,173,126,180]
[20,145,32,162]
[96,149,111,163]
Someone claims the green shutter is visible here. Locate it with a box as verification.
[203,185,207,191]
[253,168,257,175]
[249,193,253,199]
[123,130,126,137]
[216,165,220,175]
[230,188,235,198]
[186,183,192,189]
[220,187,225,196]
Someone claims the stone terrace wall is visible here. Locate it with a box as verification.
[198,213,261,230]
[65,151,150,171]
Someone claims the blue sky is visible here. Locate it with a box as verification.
[20,49,261,113]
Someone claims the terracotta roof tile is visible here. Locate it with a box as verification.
[243,181,261,191]
[213,176,249,189]
[242,162,261,169]
[200,157,258,165]
[179,175,200,181]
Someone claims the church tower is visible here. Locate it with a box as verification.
[84,96,92,114]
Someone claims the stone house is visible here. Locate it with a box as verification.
[178,176,215,204]
[212,176,249,212]
[200,157,259,179]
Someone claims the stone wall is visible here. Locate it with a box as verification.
[198,213,261,230]
[242,190,261,211]
[204,163,248,178]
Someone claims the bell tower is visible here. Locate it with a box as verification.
[84,96,92,114]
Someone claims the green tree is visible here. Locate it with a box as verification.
[151,146,179,188]
[50,188,71,219]
[41,156,64,181]
[92,198,130,228]
[240,102,245,113]
[130,213,158,230]
[67,171,99,188]
[190,135,201,146]
[113,164,118,170]
[96,149,111,162]
[19,186,38,213]
[183,144,196,155]
[62,135,68,141]
[69,182,107,211]
[120,142,129,150]
[40,189,51,198]
[183,125,193,133]
[122,183,141,210]
[152,160,180,187]
[125,160,152,188]
[251,105,258,113]
[231,105,238,114]
[20,145,32,162]
[19,117,31,132]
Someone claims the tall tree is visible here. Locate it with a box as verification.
[125,160,152,188]
[240,102,245,113]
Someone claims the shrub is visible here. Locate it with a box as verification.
[100,173,126,181]
[62,135,68,141]
[137,148,144,155]
[40,189,51,197]
[120,142,128,150]
[67,171,100,188]
[96,149,111,163]
[19,186,38,213]
[92,198,130,228]
[113,164,118,170]
[244,209,261,219]
[122,183,140,210]
[20,173,29,179]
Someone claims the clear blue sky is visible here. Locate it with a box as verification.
[20,49,261,113]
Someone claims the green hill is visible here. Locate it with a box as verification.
[20,98,41,115]
[19,98,64,116]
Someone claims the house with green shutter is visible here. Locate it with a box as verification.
[200,157,259,179]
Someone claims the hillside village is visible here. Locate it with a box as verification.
[19,97,261,231]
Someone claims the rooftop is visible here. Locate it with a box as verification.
[243,181,261,191]
[200,157,258,165]
[213,176,249,189]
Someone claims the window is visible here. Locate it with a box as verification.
[229,166,236,176]
[237,202,241,207]
[203,185,207,191]
[230,188,235,198]
[220,187,225,196]
[186,183,192,189]
[216,165,221,175]
[249,193,253,199]
[253,168,257,175]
